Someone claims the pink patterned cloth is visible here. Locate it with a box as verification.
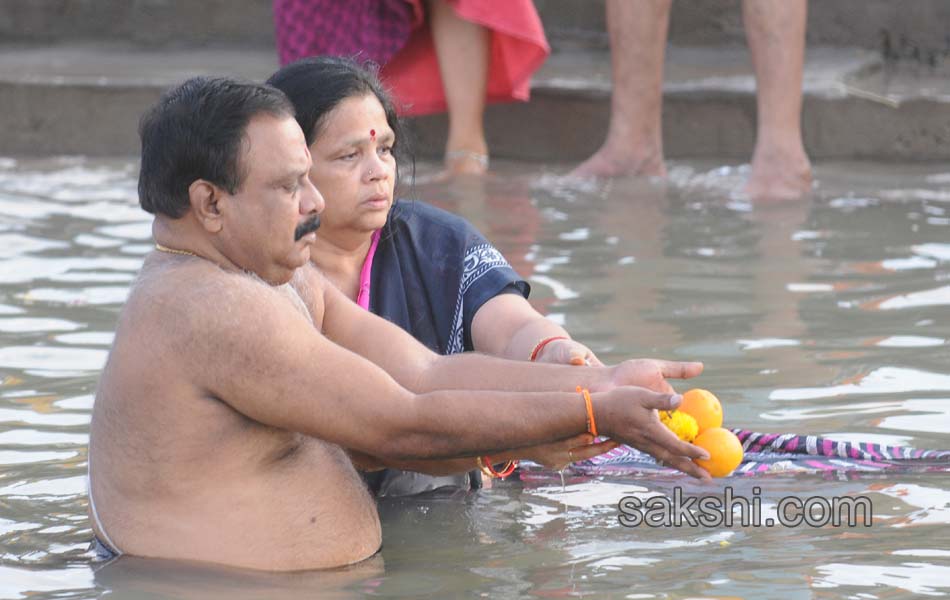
[272,0,549,117]
[273,0,417,67]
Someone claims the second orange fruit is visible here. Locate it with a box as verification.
[678,388,723,433]
[693,427,744,477]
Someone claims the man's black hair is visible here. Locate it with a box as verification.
[138,76,295,219]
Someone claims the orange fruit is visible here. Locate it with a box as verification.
[693,427,744,477]
[679,388,723,433]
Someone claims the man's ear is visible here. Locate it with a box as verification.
[188,179,225,234]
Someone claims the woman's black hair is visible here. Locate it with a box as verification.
[266,55,415,195]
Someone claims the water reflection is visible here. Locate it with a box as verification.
[92,555,386,600]
[873,284,950,310]
[0,347,107,373]
[771,367,950,400]
[813,562,950,596]
[0,158,948,598]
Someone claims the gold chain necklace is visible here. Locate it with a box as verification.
[154,242,199,258]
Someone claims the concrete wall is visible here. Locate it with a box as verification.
[3,0,949,55]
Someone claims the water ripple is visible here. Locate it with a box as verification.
[0,256,141,285]
[771,367,950,400]
[0,318,82,333]
[914,243,950,261]
[0,408,89,427]
[0,475,87,498]
[19,286,130,306]
[813,563,950,595]
[0,450,78,465]
[874,285,950,310]
[0,234,68,258]
[96,222,153,240]
[53,332,114,346]
[0,346,107,373]
[877,401,950,434]
[0,565,95,595]
[876,335,945,347]
[0,429,88,446]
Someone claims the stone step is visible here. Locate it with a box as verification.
[416,46,950,163]
[0,0,275,47]
[2,43,948,162]
[5,0,950,56]
[0,44,279,156]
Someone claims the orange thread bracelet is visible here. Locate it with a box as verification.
[529,336,568,361]
[576,386,598,437]
[478,456,518,479]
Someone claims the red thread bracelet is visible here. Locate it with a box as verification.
[529,336,568,361]
[481,457,518,478]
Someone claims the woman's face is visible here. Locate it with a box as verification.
[308,94,396,238]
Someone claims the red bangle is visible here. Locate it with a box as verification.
[529,336,568,362]
[480,456,518,479]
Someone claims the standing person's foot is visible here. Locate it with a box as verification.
[570,145,666,178]
[745,145,813,202]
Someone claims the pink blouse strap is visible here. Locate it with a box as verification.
[356,229,382,310]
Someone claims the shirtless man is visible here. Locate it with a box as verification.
[89,77,709,572]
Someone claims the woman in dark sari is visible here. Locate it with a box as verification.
[267,57,614,495]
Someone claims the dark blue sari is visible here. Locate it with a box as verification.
[362,199,529,496]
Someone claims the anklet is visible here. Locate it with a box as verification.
[445,150,489,169]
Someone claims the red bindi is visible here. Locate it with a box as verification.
[369,129,376,140]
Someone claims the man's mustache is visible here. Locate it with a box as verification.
[294,215,321,241]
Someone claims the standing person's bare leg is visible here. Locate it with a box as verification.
[428,0,491,176]
[571,0,672,178]
[743,0,812,200]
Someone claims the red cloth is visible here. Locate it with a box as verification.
[382,0,550,116]
[272,0,550,117]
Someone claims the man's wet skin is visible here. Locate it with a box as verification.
[90,114,383,571]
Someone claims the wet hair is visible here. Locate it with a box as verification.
[137,76,295,219]
[265,56,414,183]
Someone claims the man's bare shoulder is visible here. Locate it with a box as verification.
[290,262,331,297]
[117,255,316,354]
[126,256,264,321]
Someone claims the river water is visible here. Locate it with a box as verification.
[0,157,948,599]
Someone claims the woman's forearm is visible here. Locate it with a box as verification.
[470,294,597,365]
[415,351,609,394]
[501,317,573,361]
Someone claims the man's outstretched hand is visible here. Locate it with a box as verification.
[596,386,712,480]
[596,359,704,394]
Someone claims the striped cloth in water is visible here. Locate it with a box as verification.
[524,429,950,478]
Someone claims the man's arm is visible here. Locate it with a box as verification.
[350,434,618,474]
[315,267,702,395]
[183,273,709,478]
